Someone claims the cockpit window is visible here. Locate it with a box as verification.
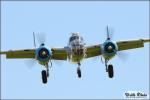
[69,36,79,42]
[80,37,83,41]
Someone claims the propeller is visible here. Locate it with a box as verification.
[25,32,47,68]
[53,60,64,66]
[117,51,129,62]
[36,32,46,46]
[33,32,46,47]
[25,59,37,69]
[106,25,114,40]
[33,32,36,48]
[103,26,129,62]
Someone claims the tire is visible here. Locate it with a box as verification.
[108,64,114,78]
[77,68,81,78]
[41,70,47,84]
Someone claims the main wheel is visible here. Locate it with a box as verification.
[41,70,47,84]
[108,64,114,78]
[77,67,81,78]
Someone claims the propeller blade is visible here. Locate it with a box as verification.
[91,56,101,63]
[25,59,37,69]
[106,26,114,40]
[53,60,64,66]
[33,32,36,48]
[117,51,129,62]
[36,32,46,45]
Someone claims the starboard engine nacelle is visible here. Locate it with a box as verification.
[101,40,118,60]
[35,47,52,65]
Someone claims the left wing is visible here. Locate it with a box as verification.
[0,47,68,60]
[85,44,102,58]
[117,38,150,51]
[84,38,150,59]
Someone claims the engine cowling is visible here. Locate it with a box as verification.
[101,40,118,60]
[35,47,52,65]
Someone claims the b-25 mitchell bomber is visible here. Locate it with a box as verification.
[0,26,149,84]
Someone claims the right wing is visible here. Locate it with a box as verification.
[0,49,35,58]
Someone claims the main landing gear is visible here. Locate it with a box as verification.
[41,64,50,84]
[105,60,114,78]
[77,62,81,78]
[41,70,47,83]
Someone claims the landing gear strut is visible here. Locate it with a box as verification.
[77,62,81,78]
[41,63,50,84]
[105,60,114,78]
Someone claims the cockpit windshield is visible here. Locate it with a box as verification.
[69,36,79,42]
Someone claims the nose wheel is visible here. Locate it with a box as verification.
[77,62,81,78]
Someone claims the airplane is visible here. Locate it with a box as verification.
[0,26,150,84]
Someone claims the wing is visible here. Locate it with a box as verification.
[84,38,150,59]
[0,47,68,60]
[117,38,150,51]
[0,49,35,58]
[85,44,102,58]
[51,47,67,60]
